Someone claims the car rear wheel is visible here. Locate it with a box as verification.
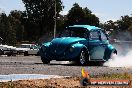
[97,51,117,66]
[98,61,105,66]
[7,53,12,56]
[110,51,117,60]
[78,49,89,65]
[41,57,50,64]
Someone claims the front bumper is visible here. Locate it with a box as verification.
[39,48,79,61]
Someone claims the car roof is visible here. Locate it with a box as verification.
[68,25,101,31]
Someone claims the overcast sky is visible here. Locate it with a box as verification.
[0,0,132,23]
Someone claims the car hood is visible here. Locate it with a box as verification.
[49,37,86,54]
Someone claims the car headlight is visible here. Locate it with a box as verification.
[69,46,74,52]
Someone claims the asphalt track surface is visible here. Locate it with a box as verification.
[0,56,132,76]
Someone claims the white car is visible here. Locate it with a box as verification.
[0,44,17,56]
[16,44,39,56]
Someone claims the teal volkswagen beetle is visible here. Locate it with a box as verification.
[39,25,117,65]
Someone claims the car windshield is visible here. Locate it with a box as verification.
[60,27,87,38]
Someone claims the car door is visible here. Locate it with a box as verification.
[88,30,108,61]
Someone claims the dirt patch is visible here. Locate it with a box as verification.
[0,77,132,88]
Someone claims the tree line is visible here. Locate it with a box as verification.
[0,0,132,45]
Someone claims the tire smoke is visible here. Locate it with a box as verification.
[104,31,132,67]
[104,50,132,67]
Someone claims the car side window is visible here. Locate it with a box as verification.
[89,31,99,40]
[100,31,107,41]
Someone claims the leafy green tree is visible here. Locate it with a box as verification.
[102,20,119,38]
[22,0,63,38]
[66,3,85,25]
[116,15,132,31]
[103,20,118,31]
[0,13,16,45]
[8,10,25,42]
[128,25,132,32]
[56,14,65,33]
[101,15,132,39]
[83,7,99,26]
[0,13,7,44]
[66,3,99,26]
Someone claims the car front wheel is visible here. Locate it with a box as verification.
[41,57,50,64]
[78,49,89,65]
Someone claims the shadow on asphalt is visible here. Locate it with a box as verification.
[0,62,105,67]
[43,61,105,67]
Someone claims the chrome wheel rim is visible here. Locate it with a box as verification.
[80,50,86,65]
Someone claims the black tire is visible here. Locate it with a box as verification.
[41,57,50,64]
[17,51,19,55]
[110,52,117,59]
[108,51,117,62]
[97,61,105,66]
[6,51,13,56]
[7,54,12,56]
[35,51,39,56]
[24,51,29,56]
[78,49,89,65]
